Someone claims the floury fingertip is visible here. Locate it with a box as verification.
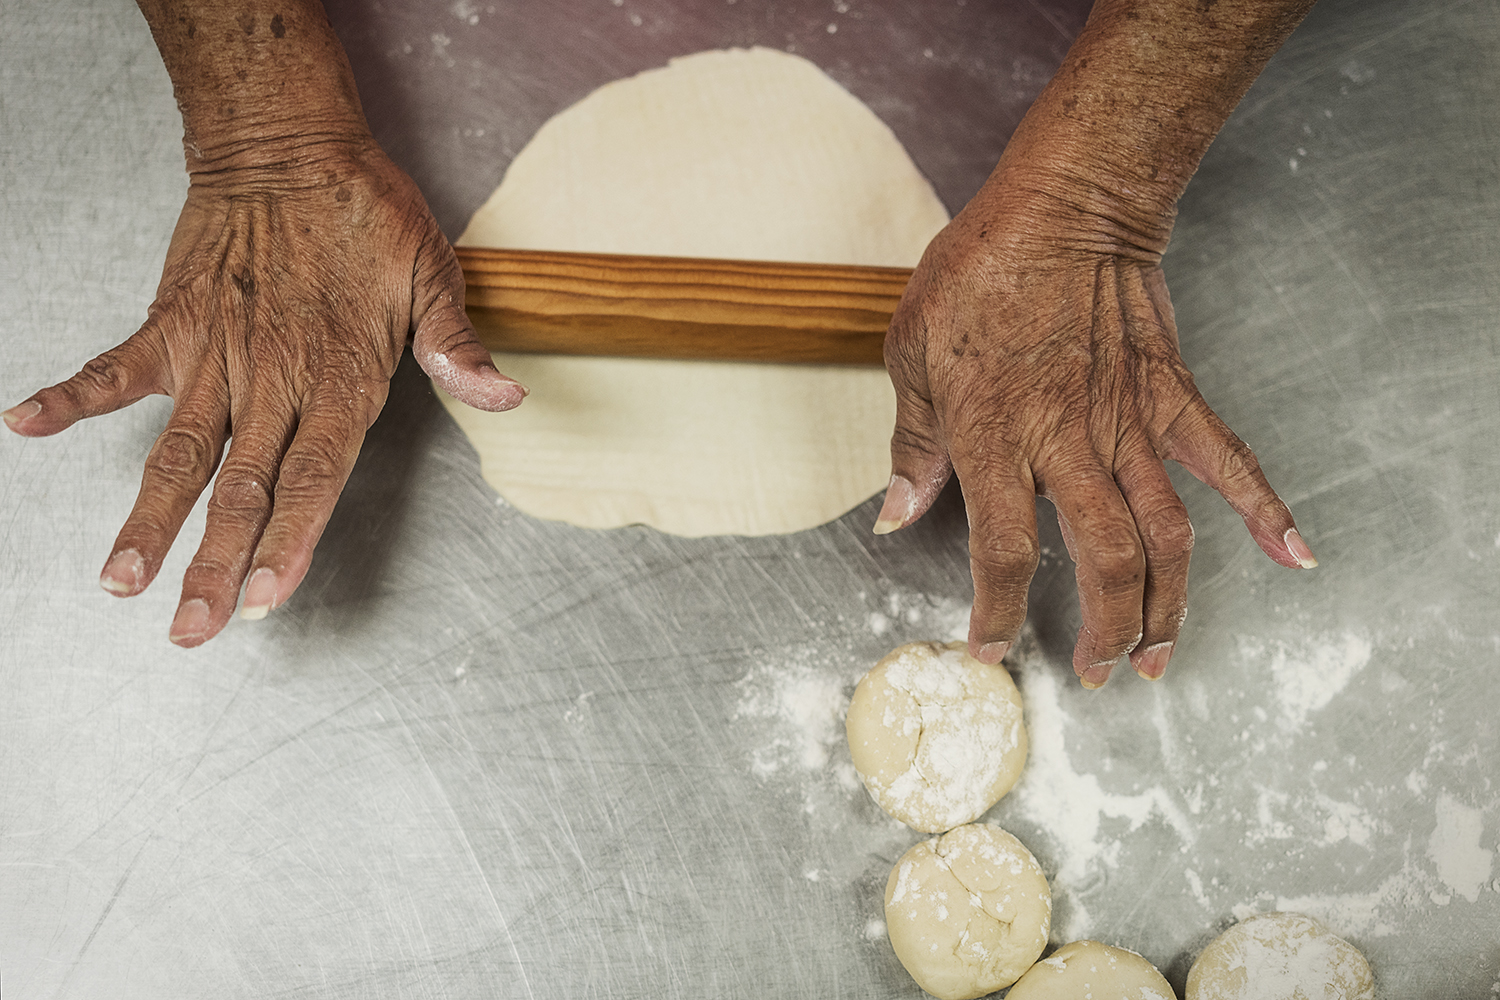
[975,641,1011,664]
[100,549,145,596]
[169,598,212,645]
[1133,641,1173,680]
[1284,527,1319,569]
[1079,660,1114,689]
[240,568,277,620]
[873,475,917,535]
[2,399,41,431]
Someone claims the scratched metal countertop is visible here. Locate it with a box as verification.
[2,1,1497,997]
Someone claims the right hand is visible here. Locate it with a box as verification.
[3,135,525,647]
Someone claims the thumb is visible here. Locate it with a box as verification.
[875,372,953,535]
[412,241,528,413]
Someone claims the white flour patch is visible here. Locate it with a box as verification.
[867,589,970,644]
[1238,632,1373,730]
[735,649,851,779]
[1429,793,1493,904]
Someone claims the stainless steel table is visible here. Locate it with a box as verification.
[3,1,1496,997]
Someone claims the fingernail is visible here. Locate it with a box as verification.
[240,568,277,620]
[1284,527,1318,569]
[2,399,41,430]
[1133,641,1173,681]
[100,549,145,596]
[169,598,212,645]
[873,475,917,535]
[975,641,1012,665]
[1080,660,1115,690]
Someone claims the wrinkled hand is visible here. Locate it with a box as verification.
[3,137,525,646]
[876,185,1316,687]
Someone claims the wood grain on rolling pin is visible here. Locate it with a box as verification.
[456,247,911,366]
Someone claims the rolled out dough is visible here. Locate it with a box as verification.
[444,47,950,536]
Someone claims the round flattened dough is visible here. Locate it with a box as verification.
[846,641,1027,833]
[1186,912,1375,1000]
[883,823,1052,1000]
[444,46,951,537]
[1005,940,1175,1000]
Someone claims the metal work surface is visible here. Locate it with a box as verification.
[2,0,1497,997]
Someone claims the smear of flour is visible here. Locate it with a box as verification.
[1239,631,1373,730]
[1006,647,1195,940]
[1429,793,1494,904]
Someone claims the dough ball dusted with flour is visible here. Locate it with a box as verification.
[1004,940,1174,999]
[1186,912,1375,1000]
[883,823,1051,1000]
[846,641,1026,832]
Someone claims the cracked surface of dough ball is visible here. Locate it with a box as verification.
[1004,940,1174,999]
[883,823,1051,1000]
[846,640,1026,833]
[1186,911,1375,1000]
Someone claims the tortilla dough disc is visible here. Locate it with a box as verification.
[444,46,950,536]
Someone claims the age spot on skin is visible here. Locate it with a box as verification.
[271,14,286,38]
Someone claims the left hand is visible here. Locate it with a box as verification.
[875,176,1315,687]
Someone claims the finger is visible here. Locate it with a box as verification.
[234,394,368,624]
[166,399,296,647]
[4,331,167,437]
[1046,460,1147,688]
[1160,394,1316,570]
[945,421,1039,665]
[101,377,230,600]
[1114,439,1194,681]
[411,247,527,412]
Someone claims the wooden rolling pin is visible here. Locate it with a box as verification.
[456,246,912,366]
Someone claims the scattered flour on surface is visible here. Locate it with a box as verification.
[735,647,852,780]
[1005,645,1195,940]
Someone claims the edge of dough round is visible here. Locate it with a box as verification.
[1185,911,1375,1000]
[1004,939,1174,1000]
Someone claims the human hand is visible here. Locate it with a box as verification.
[2,137,525,646]
[875,181,1316,688]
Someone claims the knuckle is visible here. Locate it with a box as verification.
[209,469,275,519]
[974,530,1041,583]
[889,419,944,462]
[1086,526,1146,588]
[274,438,345,499]
[1138,502,1195,559]
[1218,433,1264,487]
[146,426,217,485]
[77,353,132,396]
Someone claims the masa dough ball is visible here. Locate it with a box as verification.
[1186,912,1375,1000]
[1005,940,1174,1000]
[846,640,1026,832]
[883,823,1052,1000]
